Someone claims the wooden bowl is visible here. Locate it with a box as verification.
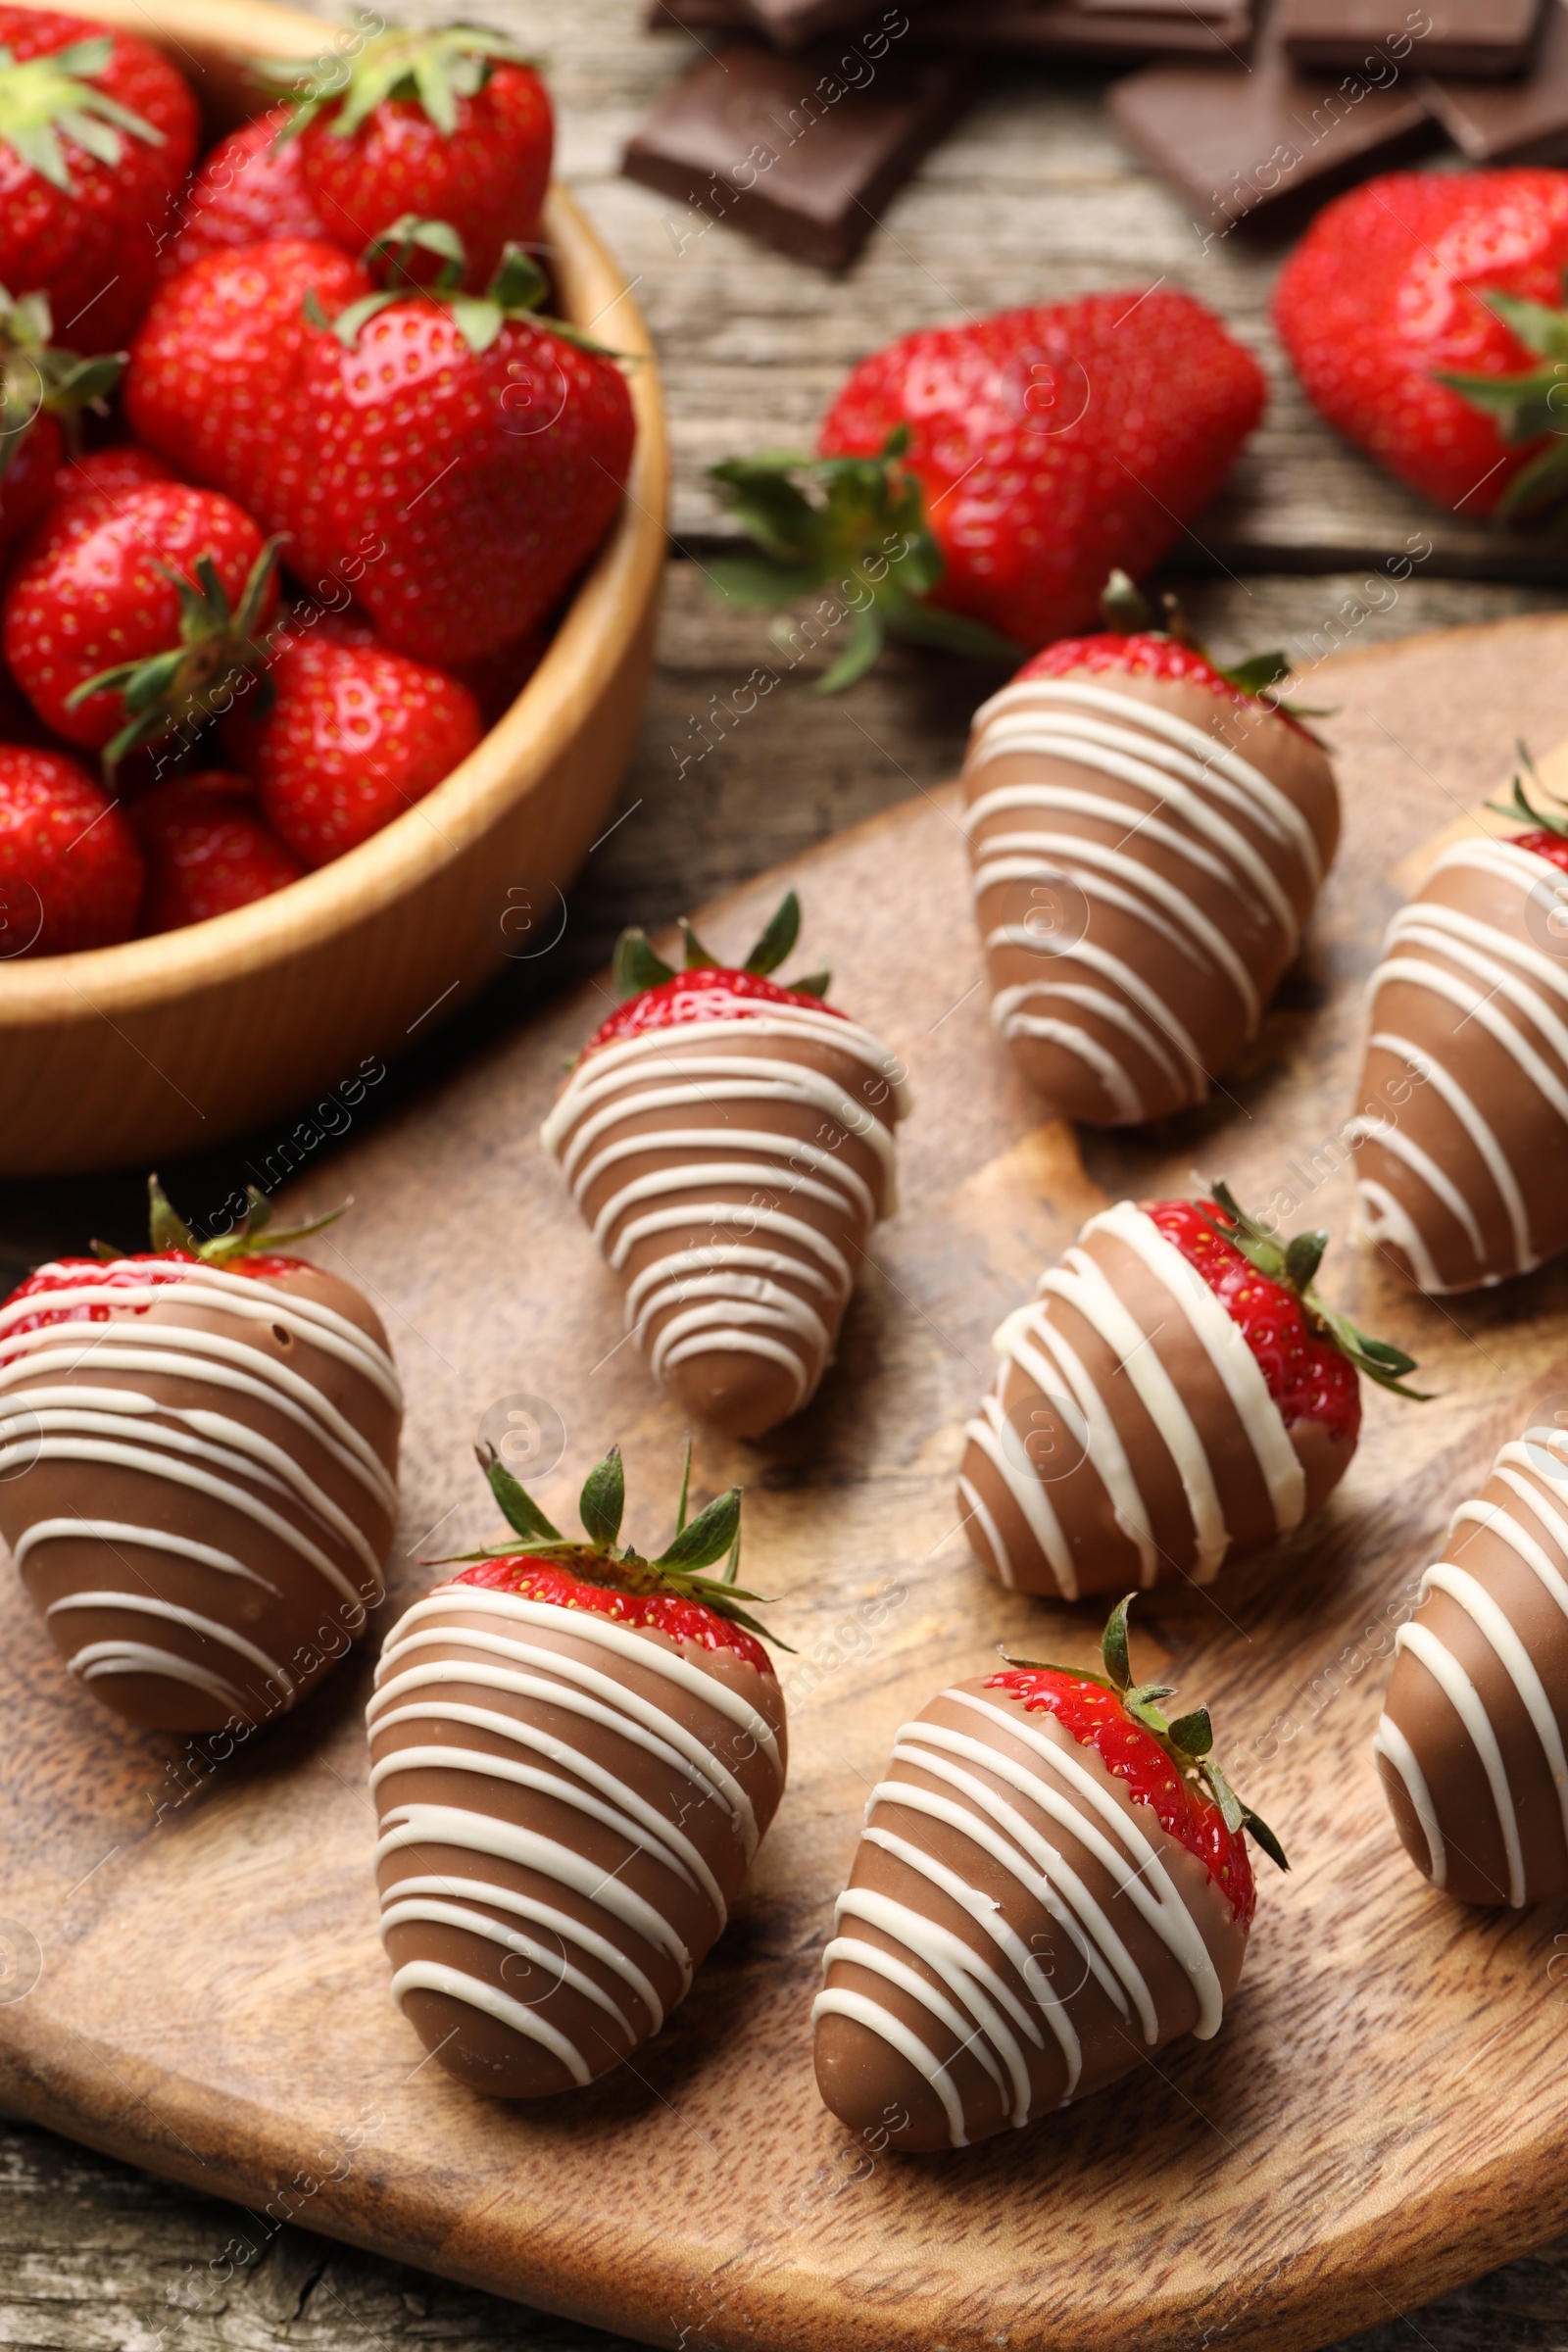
[0,0,668,1176]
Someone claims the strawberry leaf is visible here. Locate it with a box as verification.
[1487,744,1568,841]
[147,1173,195,1254]
[1101,1593,1135,1692]
[681,917,719,969]
[612,926,674,1001]
[1166,1706,1212,1758]
[654,1485,741,1573]
[743,889,800,975]
[480,1446,562,1544]
[791,968,831,997]
[578,1446,625,1548]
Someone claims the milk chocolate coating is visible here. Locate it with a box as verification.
[957,1200,1348,1598]
[963,666,1341,1127]
[0,1260,402,1733]
[368,1583,788,2094]
[542,992,908,1439]
[1376,1418,1568,1907]
[1351,836,1568,1293]
[812,1675,1249,2149]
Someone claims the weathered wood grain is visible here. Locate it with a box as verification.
[6,615,1568,2352]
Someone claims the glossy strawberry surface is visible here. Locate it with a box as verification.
[2,481,274,748]
[283,300,635,664]
[987,1664,1255,1922]
[1151,1197,1362,1444]
[222,635,481,868]
[0,1249,314,1353]
[0,414,61,546]
[1516,829,1568,875]
[48,439,174,514]
[456,1553,772,1675]
[0,745,142,953]
[586,966,847,1054]
[132,769,303,931]
[157,109,330,278]
[127,239,371,527]
[1020,631,1241,699]
[0,7,198,351]
[296,60,553,291]
[818,290,1264,652]
[1274,171,1568,515]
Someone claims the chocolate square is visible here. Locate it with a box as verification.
[622,39,977,270]
[1276,0,1544,81]
[1426,2,1568,160]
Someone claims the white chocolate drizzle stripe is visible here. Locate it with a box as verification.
[810,1987,970,2146]
[984,926,1205,1076]
[13,1516,278,1591]
[379,1898,634,2039]
[382,1872,664,2030]
[992,1301,1159,1586]
[836,1886,1040,2108]
[67,1639,248,1707]
[1373,1713,1447,1888]
[986,998,1151,1122]
[47,1589,293,1692]
[388,1959,593,2085]
[574,1128,875,1227]
[956,1462,1018,1592]
[1422,1564,1568,1854]
[1395,1621,1525,1907]
[377,1806,694,1978]
[823,1935,1007,2097]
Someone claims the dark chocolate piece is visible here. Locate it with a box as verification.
[647,0,1255,58]
[736,0,904,45]
[1110,25,1440,233]
[1277,0,1543,81]
[1426,3,1568,161]
[622,40,975,270]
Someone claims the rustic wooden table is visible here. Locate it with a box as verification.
[2,3,1567,2345]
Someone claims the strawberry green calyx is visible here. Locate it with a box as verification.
[707,426,1025,696]
[254,24,535,143]
[611,889,831,1003]
[1098,571,1328,729]
[0,285,122,482]
[310,216,615,360]
[1436,283,1568,522]
[0,34,163,193]
[438,1439,786,1649]
[1488,743,1568,840]
[1202,1178,1429,1401]
[1013,1592,1289,1873]
[68,536,282,771]
[90,1173,349,1266]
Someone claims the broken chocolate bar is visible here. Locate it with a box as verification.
[1111,22,1440,233]
[648,0,1255,58]
[622,36,976,269]
[1425,4,1568,160]
[1277,0,1543,81]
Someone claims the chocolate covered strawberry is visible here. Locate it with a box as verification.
[959,1183,1423,1600]
[0,1176,403,1731]
[0,9,197,350]
[0,743,141,952]
[0,285,122,546]
[709,290,1265,689]
[127,238,370,523]
[155,108,330,277]
[1274,170,1568,523]
[253,24,553,289]
[543,893,910,1440]
[368,1441,786,2097]
[3,478,278,764]
[132,768,303,931]
[814,1594,1284,2150]
[1350,760,1568,1293]
[962,578,1341,1125]
[222,632,481,867]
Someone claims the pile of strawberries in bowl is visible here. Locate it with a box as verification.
[0,7,637,955]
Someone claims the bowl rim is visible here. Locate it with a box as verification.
[0,0,668,1024]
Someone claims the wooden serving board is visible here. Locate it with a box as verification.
[4,615,1568,2352]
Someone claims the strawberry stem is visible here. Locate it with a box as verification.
[0,35,163,194]
[1096,571,1330,729]
[0,285,122,481]
[252,24,537,144]
[1487,741,1568,841]
[1005,1592,1289,1872]
[608,891,832,1004]
[1201,1179,1431,1401]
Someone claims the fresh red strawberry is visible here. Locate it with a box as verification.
[587,961,843,1054]
[131,767,303,931]
[253,26,553,290]
[0,284,123,545]
[0,742,142,952]
[0,9,198,351]
[451,1440,774,1669]
[1490,761,1568,874]
[222,633,480,867]
[126,239,371,525]
[990,1595,1286,1923]
[1273,171,1568,520]
[278,225,635,663]
[1016,594,1319,742]
[48,437,173,510]
[155,107,330,278]
[1147,1187,1426,1442]
[709,290,1265,689]
[3,479,277,761]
